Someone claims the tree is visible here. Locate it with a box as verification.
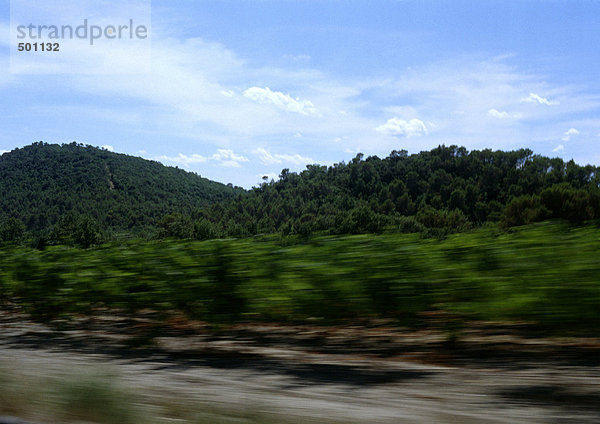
[158,213,194,239]
[502,195,547,227]
[48,212,103,248]
[449,189,467,212]
[0,217,26,244]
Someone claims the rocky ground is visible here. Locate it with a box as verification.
[1,307,599,423]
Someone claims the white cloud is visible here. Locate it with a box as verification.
[522,93,559,106]
[0,150,9,155]
[101,145,114,152]
[157,149,248,168]
[344,147,362,155]
[55,36,586,172]
[68,37,263,134]
[487,109,522,120]
[375,57,600,154]
[243,87,319,115]
[375,118,428,138]
[552,144,565,153]
[210,149,249,167]
[254,148,314,166]
[487,109,510,119]
[562,128,580,141]
[156,153,208,165]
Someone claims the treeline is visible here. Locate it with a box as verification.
[1,222,598,333]
[169,146,600,239]
[0,142,243,243]
[2,144,599,247]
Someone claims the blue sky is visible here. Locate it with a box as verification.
[1,0,599,187]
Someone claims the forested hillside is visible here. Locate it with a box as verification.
[1,143,599,245]
[187,145,600,238]
[0,142,243,242]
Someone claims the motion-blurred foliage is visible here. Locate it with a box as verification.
[0,221,598,333]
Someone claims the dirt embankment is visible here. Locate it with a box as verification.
[1,308,599,423]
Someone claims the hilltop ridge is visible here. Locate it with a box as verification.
[0,142,243,237]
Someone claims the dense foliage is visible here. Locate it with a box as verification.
[0,142,243,243]
[1,222,598,333]
[189,146,599,238]
[1,143,599,245]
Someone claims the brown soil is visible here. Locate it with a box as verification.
[1,306,599,423]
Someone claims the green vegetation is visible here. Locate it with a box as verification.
[2,143,599,246]
[1,221,598,334]
[191,145,599,238]
[1,143,598,335]
[0,142,243,242]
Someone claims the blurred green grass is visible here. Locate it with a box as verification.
[1,221,598,334]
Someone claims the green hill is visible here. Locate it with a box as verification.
[0,142,243,238]
[193,145,600,237]
[2,143,599,245]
